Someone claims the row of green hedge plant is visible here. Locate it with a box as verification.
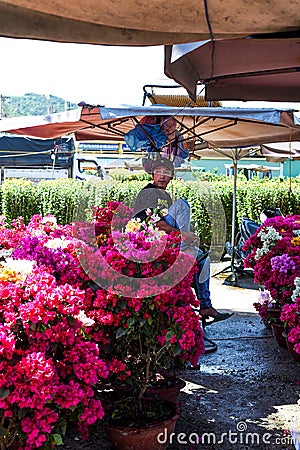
[1,178,300,252]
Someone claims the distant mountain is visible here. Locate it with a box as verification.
[0,93,78,117]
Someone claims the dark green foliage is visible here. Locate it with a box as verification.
[2,179,40,225]
[1,179,300,255]
[1,93,77,117]
[36,179,90,224]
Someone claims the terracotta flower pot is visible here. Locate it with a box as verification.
[113,375,186,405]
[266,308,282,320]
[105,400,179,450]
[283,331,300,361]
[146,376,186,404]
[271,323,287,348]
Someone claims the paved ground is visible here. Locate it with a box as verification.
[61,263,300,450]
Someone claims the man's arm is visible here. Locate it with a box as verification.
[155,219,199,246]
[134,186,198,246]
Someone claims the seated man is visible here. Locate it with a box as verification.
[133,155,232,325]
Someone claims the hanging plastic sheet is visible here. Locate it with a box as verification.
[124,123,167,152]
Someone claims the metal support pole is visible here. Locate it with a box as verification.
[225,157,238,284]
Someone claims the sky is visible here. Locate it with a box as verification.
[0,37,299,111]
[0,37,168,107]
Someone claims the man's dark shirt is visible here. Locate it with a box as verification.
[133,183,172,223]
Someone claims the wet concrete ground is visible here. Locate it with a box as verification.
[62,263,300,450]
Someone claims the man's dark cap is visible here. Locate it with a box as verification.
[151,157,174,175]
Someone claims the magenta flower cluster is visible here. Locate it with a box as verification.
[0,215,111,449]
[280,299,300,353]
[243,214,300,354]
[74,202,204,392]
[244,215,300,303]
[0,206,204,448]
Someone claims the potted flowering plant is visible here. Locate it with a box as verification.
[243,214,300,348]
[0,214,120,450]
[253,289,278,328]
[244,214,300,311]
[76,202,205,449]
[280,295,300,359]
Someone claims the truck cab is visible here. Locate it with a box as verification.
[73,155,109,181]
[0,135,109,183]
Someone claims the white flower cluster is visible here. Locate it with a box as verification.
[144,225,166,242]
[125,215,166,241]
[293,229,300,236]
[146,208,162,224]
[292,277,300,302]
[257,289,274,306]
[254,226,282,260]
[0,249,13,259]
[1,257,36,277]
[75,310,95,327]
[44,237,70,249]
[41,215,57,227]
[125,218,142,233]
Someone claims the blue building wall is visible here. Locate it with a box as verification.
[188,158,300,179]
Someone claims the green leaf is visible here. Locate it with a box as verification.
[118,300,127,309]
[0,426,7,436]
[0,388,9,399]
[127,317,135,327]
[18,408,27,419]
[67,315,75,326]
[165,331,174,342]
[53,434,63,445]
[116,327,127,339]
[29,323,37,331]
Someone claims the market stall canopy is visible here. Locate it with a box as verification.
[224,163,280,173]
[260,141,300,162]
[0,1,300,45]
[193,141,300,162]
[193,146,256,159]
[0,105,300,149]
[164,35,300,101]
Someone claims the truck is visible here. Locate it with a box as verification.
[0,135,109,183]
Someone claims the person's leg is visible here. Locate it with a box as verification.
[166,201,232,323]
[194,250,233,323]
[193,251,212,310]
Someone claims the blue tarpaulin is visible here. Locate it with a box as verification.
[0,135,74,167]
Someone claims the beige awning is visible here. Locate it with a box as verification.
[0,0,299,45]
[0,105,300,149]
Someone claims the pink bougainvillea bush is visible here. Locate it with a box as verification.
[281,298,300,354]
[244,215,300,305]
[74,202,205,407]
[243,214,300,353]
[0,215,112,450]
[0,205,204,447]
